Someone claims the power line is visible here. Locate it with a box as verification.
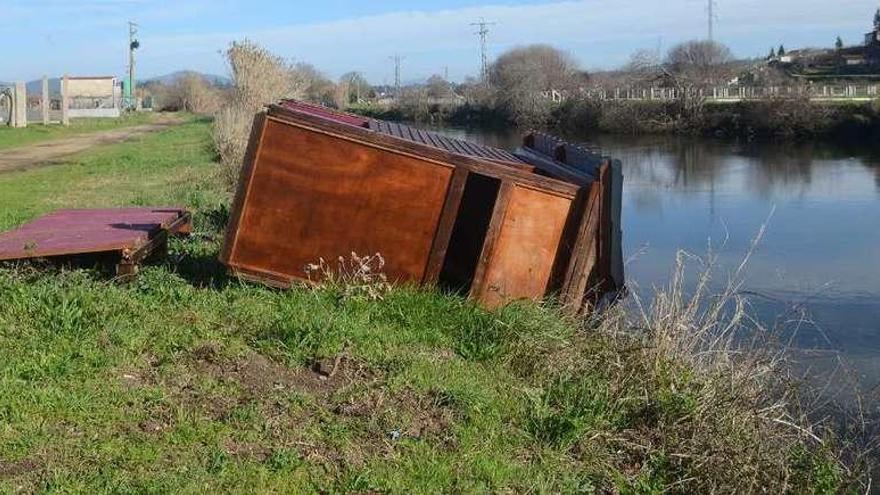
[707,0,716,42]
[389,54,404,95]
[470,18,496,84]
[128,21,139,109]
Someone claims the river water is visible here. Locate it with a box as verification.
[433,125,880,396]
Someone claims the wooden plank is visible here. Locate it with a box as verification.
[557,164,608,312]
[469,181,513,301]
[472,185,572,309]
[220,112,268,265]
[608,160,625,291]
[226,118,454,284]
[423,167,469,284]
[266,105,580,199]
[593,162,615,295]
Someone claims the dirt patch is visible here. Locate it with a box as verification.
[0,458,39,478]
[189,344,378,401]
[223,439,272,463]
[115,345,458,472]
[0,114,185,173]
[335,387,458,443]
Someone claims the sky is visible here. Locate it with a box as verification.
[3,0,880,84]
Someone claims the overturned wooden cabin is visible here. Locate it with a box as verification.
[220,101,623,312]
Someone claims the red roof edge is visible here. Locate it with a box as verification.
[278,100,370,128]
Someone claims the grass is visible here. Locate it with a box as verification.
[0,112,158,151]
[0,116,867,493]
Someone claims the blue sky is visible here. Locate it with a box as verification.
[3,0,879,83]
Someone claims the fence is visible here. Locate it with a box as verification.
[580,84,880,103]
[1,76,124,127]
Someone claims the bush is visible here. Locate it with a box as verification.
[170,74,223,114]
[731,97,838,138]
[213,40,307,187]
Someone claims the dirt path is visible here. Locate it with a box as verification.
[0,114,186,173]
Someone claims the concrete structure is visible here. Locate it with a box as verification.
[11,82,27,128]
[41,76,49,125]
[65,76,120,118]
[67,76,115,98]
[61,75,70,126]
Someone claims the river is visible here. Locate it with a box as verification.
[433,125,880,398]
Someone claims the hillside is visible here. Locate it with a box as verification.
[145,70,231,87]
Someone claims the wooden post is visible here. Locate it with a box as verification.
[41,76,49,125]
[61,74,70,126]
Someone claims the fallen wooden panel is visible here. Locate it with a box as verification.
[224,116,454,284]
[470,183,572,308]
[0,208,192,276]
[518,132,625,303]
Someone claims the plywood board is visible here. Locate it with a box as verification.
[224,118,454,284]
[472,184,572,308]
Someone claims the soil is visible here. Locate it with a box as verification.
[117,344,459,470]
[0,114,185,173]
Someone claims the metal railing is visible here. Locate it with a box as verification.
[580,85,880,102]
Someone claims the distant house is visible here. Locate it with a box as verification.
[866,8,880,64]
[770,8,880,79]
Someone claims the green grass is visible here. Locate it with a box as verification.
[0,112,158,151]
[0,116,221,230]
[0,118,858,493]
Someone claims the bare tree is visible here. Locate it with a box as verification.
[489,44,584,125]
[622,49,665,86]
[426,75,454,101]
[295,63,337,107]
[665,40,734,86]
[170,73,222,114]
[336,71,371,107]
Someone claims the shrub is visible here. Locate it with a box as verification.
[213,40,307,187]
[725,97,838,138]
[169,74,223,114]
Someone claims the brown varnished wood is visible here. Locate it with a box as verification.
[266,105,580,198]
[469,181,513,302]
[558,163,610,312]
[591,163,615,296]
[226,118,453,284]
[221,104,623,312]
[423,166,469,284]
[221,112,268,265]
[472,185,572,309]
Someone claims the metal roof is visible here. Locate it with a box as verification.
[368,120,522,163]
[279,100,522,164]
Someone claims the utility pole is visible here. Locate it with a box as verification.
[390,54,403,95]
[128,21,140,110]
[471,18,496,85]
[707,0,716,42]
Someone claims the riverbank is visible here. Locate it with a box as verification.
[0,117,870,492]
[355,98,880,141]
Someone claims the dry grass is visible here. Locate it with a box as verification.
[305,252,391,302]
[213,40,307,186]
[565,228,872,493]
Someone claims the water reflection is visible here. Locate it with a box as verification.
[435,125,880,375]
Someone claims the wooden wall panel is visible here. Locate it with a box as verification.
[226,118,454,284]
[473,185,572,308]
